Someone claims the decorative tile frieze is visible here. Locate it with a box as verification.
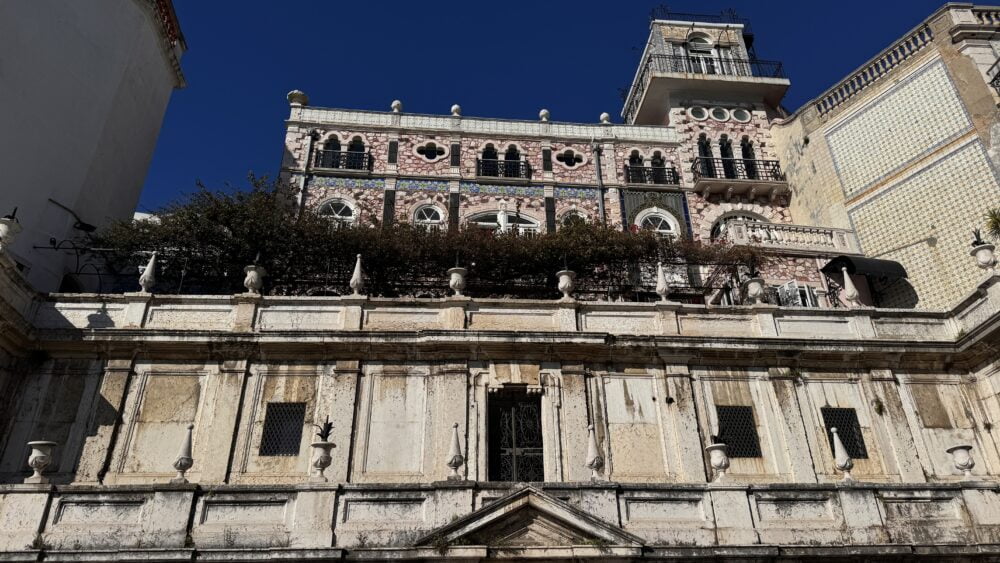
[307,176,386,191]
[396,179,449,193]
[460,182,545,197]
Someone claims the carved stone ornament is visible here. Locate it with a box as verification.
[286,90,309,106]
[830,427,854,481]
[556,270,576,301]
[138,252,157,293]
[705,443,729,482]
[171,424,194,484]
[585,425,604,480]
[0,209,22,251]
[25,441,57,485]
[946,444,975,478]
[447,267,467,297]
[841,266,862,308]
[310,441,336,483]
[243,263,266,294]
[350,254,365,296]
[446,423,465,480]
[743,277,765,305]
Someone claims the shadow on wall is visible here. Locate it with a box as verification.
[873,277,920,309]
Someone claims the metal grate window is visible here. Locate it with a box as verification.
[259,402,306,456]
[821,407,868,459]
[716,405,762,458]
[450,143,461,166]
[388,140,399,164]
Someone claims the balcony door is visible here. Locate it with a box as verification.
[488,393,544,482]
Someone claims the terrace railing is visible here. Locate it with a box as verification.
[623,165,681,185]
[477,159,531,179]
[313,150,373,171]
[691,157,785,182]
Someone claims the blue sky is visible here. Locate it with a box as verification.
[140,0,947,210]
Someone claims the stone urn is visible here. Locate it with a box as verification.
[25,441,57,484]
[556,270,575,301]
[971,243,996,274]
[0,209,22,251]
[946,444,975,478]
[742,277,765,305]
[705,443,730,482]
[310,441,336,482]
[243,264,266,294]
[447,267,467,297]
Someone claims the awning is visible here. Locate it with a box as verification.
[821,256,908,279]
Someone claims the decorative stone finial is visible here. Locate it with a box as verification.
[946,444,975,479]
[840,266,861,308]
[539,109,550,122]
[171,424,194,484]
[585,425,604,480]
[138,252,157,293]
[24,441,57,485]
[447,266,467,297]
[556,269,576,301]
[0,207,22,251]
[655,262,669,302]
[706,443,730,482]
[286,90,309,107]
[599,112,611,124]
[350,254,365,296]
[446,423,465,480]
[451,104,462,116]
[391,99,403,112]
[243,255,266,295]
[830,427,854,481]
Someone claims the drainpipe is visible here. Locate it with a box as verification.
[591,140,606,224]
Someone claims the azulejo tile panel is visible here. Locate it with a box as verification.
[848,140,1000,309]
[554,186,599,200]
[460,182,544,197]
[826,60,972,199]
[396,179,449,193]
[308,176,386,190]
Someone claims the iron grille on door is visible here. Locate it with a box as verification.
[821,407,868,459]
[488,395,544,481]
[259,402,306,456]
[716,405,762,458]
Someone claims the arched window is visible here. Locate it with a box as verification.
[468,206,540,236]
[319,137,341,168]
[741,137,758,180]
[345,136,366,170]
[711,212,770,241]
[414,205,444,230]
[649,150,669,184]
[686,35,717,74]
[503,145,521,178]
[318,199,356,227]
[697,134,716,179]
[480,143,499,177]
[719,135,737,179]
[635,208,680,238]
[561,211,587,228]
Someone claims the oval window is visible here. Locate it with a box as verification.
[731,108,752,123]
[688,106,708,121]
[710,107,730,121]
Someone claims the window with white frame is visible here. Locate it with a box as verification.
[635,207,680,238]
[414,205,444,230]
[686,35,718,74]
[318,198,356,226]
[468,208,540,236]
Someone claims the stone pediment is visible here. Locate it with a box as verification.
[415,486,644,550]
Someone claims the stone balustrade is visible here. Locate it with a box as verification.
[3,481,999,558]
[726,220,863,255]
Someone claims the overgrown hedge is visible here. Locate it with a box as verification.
[92,179,767,299]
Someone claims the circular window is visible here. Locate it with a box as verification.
[731,108,752,123]
[688,106,708,121]
[710,107,730,121]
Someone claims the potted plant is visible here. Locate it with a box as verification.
[971,228,996,273]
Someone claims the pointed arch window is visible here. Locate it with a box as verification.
[503,145,521,178]
[345,136,366,170]
[719,136,737,179]
[697,135,716,179]
[741,137,758,180]
[318,137,342,168]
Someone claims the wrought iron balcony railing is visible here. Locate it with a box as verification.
[623,54,785,122]
[623,165,680,185]
[691,157,785,182]
[476,159,531,179]
[313,150,373,171]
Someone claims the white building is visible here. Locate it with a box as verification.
[0,0,185,292]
